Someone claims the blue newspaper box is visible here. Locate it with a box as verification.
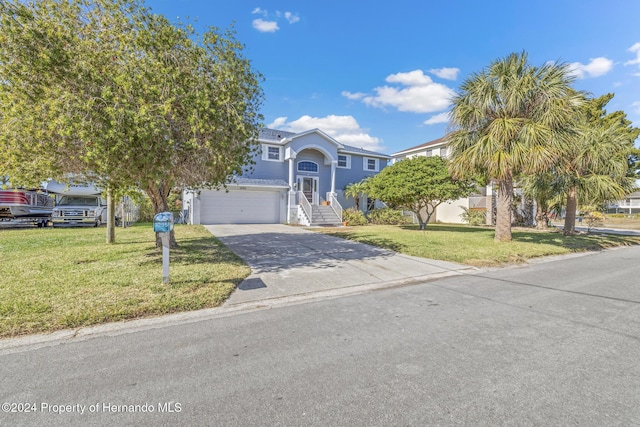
[153,212,174,233]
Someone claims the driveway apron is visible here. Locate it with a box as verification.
[205,224,474,306]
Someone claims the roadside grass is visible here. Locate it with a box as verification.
[317,224,640,266]
[0,224,250,338]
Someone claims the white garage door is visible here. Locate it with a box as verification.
[200,189,281,224]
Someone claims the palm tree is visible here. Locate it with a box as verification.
[548,95,639,235]
[521,173,557,230]
[448,51,582,241]
[344,179,367,211]
[556,120,637,235]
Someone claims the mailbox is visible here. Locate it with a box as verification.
[153,212,174,233]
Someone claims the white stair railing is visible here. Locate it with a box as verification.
[297,191,312,224]
[329,193,342,222]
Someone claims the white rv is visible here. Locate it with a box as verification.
[47,181,108,227]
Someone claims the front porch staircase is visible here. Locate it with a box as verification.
[310,205,342,227]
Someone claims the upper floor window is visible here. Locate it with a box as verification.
[364,157,379,172]
[297,161,318,173]
[262,144,283,162]
[337,154,351,169]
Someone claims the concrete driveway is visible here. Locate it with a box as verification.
[205,224,475,306]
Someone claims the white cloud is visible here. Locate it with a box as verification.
[428,67,460,81]
[345,69,455,114]
[625,42,640,66]
[632,101,640,115]
[341,91,366,100]
[284,12,300,24]
[252,19,279,33]
[568,57,613,79]
[267,117,288,128]
[386,70,433,86]
[251,8,299,32]
[267,115,384,152]
[423,112,450,125]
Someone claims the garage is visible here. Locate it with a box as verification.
[198,187,283,224]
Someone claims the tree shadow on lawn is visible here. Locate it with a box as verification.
[511,229,640,251]
[395,224,640,252]
[399,224,493,233]
[139,236,248,267]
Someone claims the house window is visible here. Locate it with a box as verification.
[262,144,282,162]
[364,157,379,172]
[425,149,433,157]
[297,161,318,172]
[337,154,351,169]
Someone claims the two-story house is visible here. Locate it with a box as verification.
[184,128,391,225]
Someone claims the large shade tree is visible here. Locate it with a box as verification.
[448,51,583,241]
[365,156,475,230]
[0,0,264,246]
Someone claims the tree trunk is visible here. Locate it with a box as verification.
[534,209,548,230]
[144,180,178,248]
[535,198,549,230]
[563,186,578,236]
[106,188,116,244]
[494,178,513,241]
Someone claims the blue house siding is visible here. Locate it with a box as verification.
[190,127,391,225]
[242,147,287,180]
[334,156,389,190]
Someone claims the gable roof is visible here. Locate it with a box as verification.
[258,128,296,143]
[392,135,448,157]
[340,145,391,159]
[258,127,391,159]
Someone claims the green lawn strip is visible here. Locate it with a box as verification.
[317,224,640,266]
[0,224,250,338]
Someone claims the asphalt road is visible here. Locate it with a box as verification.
[1,246,639,426]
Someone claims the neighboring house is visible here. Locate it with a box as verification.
[606,191,640,214]
[184,128,391,225]
[391,136,492,224]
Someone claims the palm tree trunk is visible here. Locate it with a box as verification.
[495,178,513,241]
[535,198,549,230]
[563,186,578,235]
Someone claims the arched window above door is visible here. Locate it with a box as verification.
[297,161,318,173]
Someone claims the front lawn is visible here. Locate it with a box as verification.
[0,224,250,338]
[317,224,640,266]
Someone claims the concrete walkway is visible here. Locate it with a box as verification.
[205,224,476,306]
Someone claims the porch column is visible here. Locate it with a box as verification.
[288,157,295,190]
[286,148,297,223]
[330,160,337,196]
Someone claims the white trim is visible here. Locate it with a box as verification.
[337,154,351,169]
[297,175,319,205]
[262,144,283,162]
[363,157,379,172]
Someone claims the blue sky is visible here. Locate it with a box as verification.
[147,0,640,155]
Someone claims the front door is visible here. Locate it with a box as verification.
[299,176,319,205]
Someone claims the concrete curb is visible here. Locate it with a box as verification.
[0,268,476,355]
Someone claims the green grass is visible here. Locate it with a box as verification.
[317,224,640,267]
[0,224,250,338]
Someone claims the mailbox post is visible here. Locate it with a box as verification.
[153,212,174,284]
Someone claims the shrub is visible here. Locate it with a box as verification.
[583,210,604,232]
[460,207,486,226]
[342,208,367,226]
[367,208,411,225]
